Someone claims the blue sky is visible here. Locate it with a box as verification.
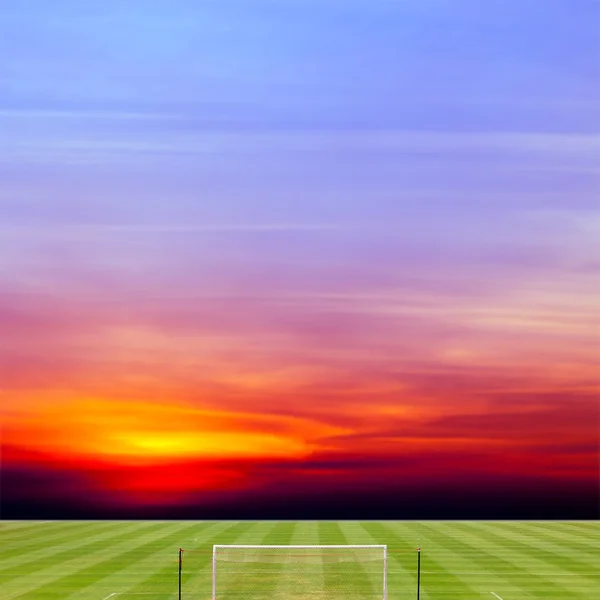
[1,0,599,296]
[1,0,598,130]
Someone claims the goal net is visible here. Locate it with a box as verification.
[211,545,387,600]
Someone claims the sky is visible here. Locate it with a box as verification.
[1,0,599,519]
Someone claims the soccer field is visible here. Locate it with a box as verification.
[0,521,598,600]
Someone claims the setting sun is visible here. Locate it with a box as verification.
[1,396,345,467]
[104,430,309,460]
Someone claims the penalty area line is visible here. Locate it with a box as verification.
[491,593,504,600]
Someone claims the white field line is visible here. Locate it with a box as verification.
[421,571,596,575]
[103,594,173,598]
[491,593,504,600]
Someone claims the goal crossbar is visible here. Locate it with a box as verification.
[214,545,386,548]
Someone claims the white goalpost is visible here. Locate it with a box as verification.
[212,544,388,600]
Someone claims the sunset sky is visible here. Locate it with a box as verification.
[1,0,599,518]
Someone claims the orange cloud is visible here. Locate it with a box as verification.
[1,395,347,466]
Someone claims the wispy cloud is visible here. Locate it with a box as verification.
[4,128,599,152]
[0,222,362,234]
[0,109,186,120]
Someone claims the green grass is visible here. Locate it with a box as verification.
[1,521,599,600]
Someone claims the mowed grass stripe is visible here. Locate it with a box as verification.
[477,522,600,597]
[398,521,501,600]
[180,522,278,600]
[518,522,600,554]
[366,522,481,600]
[529,521,600,539]
[353,522,417,599]
[0,522,129,563]
[270,522,321,600]
[514,521,600,558]
[60,522,218,600]
[0,522,74,540]
[337,522,389,598]
[318,522,376,599]
[0,523,40,532]
[215,521,282,598]
[466,522,600,581]
[0,522,56,530]
[286,521,324,598]
[316,522,345,599]
[3,522,192,600]
[0,525,163,585]
[360,523,425,600]
[361,522,440,600]
[253,521,299,599]
[0,522,164,600]
[542,522,600,544]
[445,522,582,599]
[66,522,225,600]
[286,521,320,545]
[434,521,580,599]
[0,521,163,584]
[554,522,600,532]
[127,522,255,598]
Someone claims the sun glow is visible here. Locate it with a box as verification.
[2,395,342,465]
[104,430,309,460]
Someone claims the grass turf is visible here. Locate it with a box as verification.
[0,521,598,600]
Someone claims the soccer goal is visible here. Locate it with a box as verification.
[210,545,388,600]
